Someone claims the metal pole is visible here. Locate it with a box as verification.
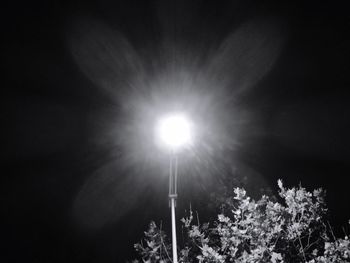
[171,197,178,263]
[169,155,178,263]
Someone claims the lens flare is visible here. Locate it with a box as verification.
[68,16,285,228]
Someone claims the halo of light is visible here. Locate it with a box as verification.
[155,113,193,151]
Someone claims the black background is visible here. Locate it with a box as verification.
[2,0,350,262]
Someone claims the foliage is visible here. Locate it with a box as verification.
[132,180,350,262]
[133,221,172,263]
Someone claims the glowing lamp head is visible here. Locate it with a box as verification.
[156,113,192,151]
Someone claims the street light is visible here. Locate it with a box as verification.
[155,113,193,263]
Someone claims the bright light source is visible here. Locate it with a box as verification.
[156,113,192,151]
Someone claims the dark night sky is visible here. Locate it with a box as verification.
[2,0,350,262]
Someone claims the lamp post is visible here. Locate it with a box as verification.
[169,153,178,263]
[156,113,192,263]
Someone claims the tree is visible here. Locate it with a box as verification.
[132,180,350,262]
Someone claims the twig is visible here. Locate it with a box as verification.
[327,221,336,241]
[159,221,172,262]
[307,230,311,248]
[342,226,347,237]
[298,235,307,262]
[182,225,185,245]
[196,211,200,226]
[304,239,320,252]
[159,221,163,261]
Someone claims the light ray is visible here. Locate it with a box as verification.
[69,16,285,228]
